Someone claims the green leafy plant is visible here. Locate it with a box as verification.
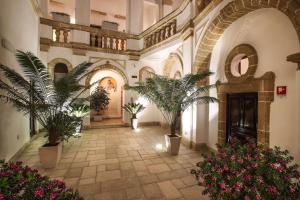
[0,160,83,199]
[69,103,90,118]
[0,50,92,145]
[90,87,110,114]
[125,71,218,136]
[122,102,145,118]
[191,142,300,200]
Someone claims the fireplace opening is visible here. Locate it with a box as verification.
[226,92,258,144]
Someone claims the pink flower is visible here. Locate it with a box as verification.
[223,165,229,171]
[256,192,262,200]
[246,154,251,160]
[244,175,251,181]
[230,155,235,161]
[34,187,45,198]
[50,193,56,200]
[0,193,4,200]
[220,182,226,190]
[244,195,251,200]
[267,186,277,194]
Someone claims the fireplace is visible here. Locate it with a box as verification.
[226,93,258,144]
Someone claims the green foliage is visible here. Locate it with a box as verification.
[191,143,300,200]
[90,87,110,113]
[0,50,92,145]
[125,71,218,135]
[0,160,83,199]
[122,102,145,118]
[69,103,90,118]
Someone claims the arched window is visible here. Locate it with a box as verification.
[54,63,68,82]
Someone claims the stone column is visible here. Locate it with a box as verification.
[157,0,164,19]
[126,0,143,34]
[72,0,91,45]
[39,0,49,18]
[75,0,90,26]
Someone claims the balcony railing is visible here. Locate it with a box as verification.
[90,31,126,51]
[144,19,176,49]
[39,0,215,55]
[40,18,130,53]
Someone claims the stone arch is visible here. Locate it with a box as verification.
[85,63,128,87]
[139,66,155,81]
[193,0,300,72]
[48,58,72,79]
[163,53,184,77]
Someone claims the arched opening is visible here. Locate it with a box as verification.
[54,63,68,82]
[139,66,155,81]
[163,53,183,78]
[87,65,128,127]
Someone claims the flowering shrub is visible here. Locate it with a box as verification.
[191,143,300,200]
[0,160,83,200]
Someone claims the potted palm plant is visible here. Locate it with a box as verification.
[123,102,145,129]
[90,87,110,121]
[0,50,92,168]
[69,103,90,133]
[125,71,218,155]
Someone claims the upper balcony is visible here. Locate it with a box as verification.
[39,0,213,58]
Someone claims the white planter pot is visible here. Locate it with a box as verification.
[39,142,62,168]
[131,118,138,129]
[94,115,103,121]
[165,134,182,155]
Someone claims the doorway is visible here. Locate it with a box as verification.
[88,67,126,127]
[226,93,258,144]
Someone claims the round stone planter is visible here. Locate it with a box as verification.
[165,134,182,155]
[39,142,62,168]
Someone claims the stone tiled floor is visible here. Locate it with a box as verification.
[16,126,209,200]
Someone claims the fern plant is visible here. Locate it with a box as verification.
[123,102,145,119]
[125,71,218,136]
[0,50,92,145]
[69,103,90,118]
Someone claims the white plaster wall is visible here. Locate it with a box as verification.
[0,0,39,160]
[208,9,300,162]
[143,1,159,31]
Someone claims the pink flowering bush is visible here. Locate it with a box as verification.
[191,142,300,200]
[0,160,83,200]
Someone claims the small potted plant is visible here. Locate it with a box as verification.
[0,51,92,168]
[191,142,300,200]
[123,102,145,129]
[0,160,83,199]
[90,87,110,121]
[69,103,90,133]
[125,71,217,155]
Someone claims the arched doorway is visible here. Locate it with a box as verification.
[54,63,68,82]
[85,64,128,126]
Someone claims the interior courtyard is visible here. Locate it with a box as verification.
[1,0,300,199]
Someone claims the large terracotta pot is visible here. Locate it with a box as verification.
[165,134,182,155]
[39,142,62,168]
[131,118,138,129]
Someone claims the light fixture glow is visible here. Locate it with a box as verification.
[155,143,163,150]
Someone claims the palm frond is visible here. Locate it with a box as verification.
[15,50,56,104]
